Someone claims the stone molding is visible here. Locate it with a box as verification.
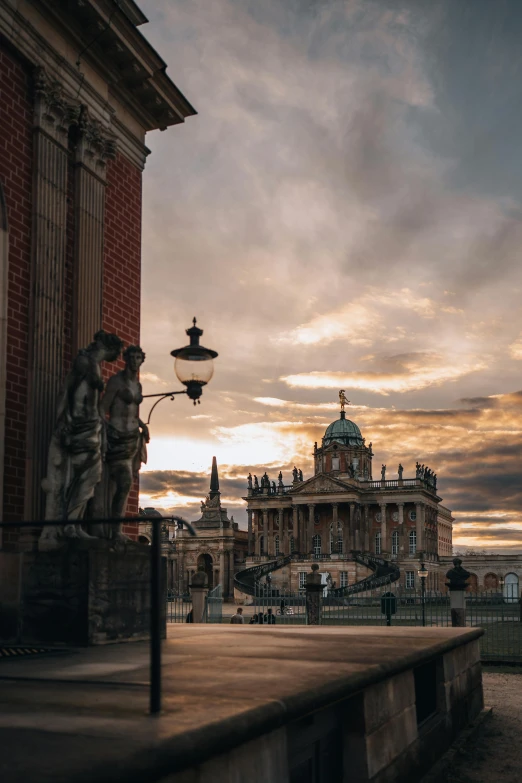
[0,4,148,169]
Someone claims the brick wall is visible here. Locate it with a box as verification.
[103,152,143,537]
[0,46,33,546]
[1,49,144,542]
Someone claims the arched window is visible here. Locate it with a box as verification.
[484,573,498,590]
[409,530,416,555]
[274,535,280,556]
[375,531,381,555]
[466,573,478,593]
[391,530,399,556]
[289,535,295,554]
[313,534,322,557]
[336,536,343,554]
[504,573,519,603]
[329,524,334,554]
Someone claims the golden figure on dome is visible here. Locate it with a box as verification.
[339,389,349,411]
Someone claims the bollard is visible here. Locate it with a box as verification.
[305,563,323,625]
[190,566,209,623]
[445,557,470,627]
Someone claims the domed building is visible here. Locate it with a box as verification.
[243,402,454,593]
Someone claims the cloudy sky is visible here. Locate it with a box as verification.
[136,0,522,552]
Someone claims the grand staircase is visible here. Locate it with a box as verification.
[234,552,399,597]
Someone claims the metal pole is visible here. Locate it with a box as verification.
[421,578,426,627]
[150,517,162,714]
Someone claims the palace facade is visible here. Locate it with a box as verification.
[243,408,453,593]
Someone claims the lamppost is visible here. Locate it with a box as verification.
[143,318,218,422]
[418,559,429,627]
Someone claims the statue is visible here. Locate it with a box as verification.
[445,558,471,591]
[293,466,298,482]
[91,345,149,540]
[254,475,259,490]
[278,470,283,486]
[272,481,276,494]
[416,461,421,478]
[381,464,386,480]
[247,473,253,489]
[398,463,403,480]
[39,330,123,550]
[339,389,349,411]
[298,469,303,482]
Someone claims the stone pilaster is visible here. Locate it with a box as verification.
[25,68,71,524]
[363,505,369,552]
[72,107,116,353]
[332,504,339,553]
[349,503,355,550]
[278,508,285,553]
[416,502,424,553]
[247,509,253,556]
[398,503,405,554]
[292,506,299,552]
[380,503,387,553]
[307,504,315,554]
[262,509,268,555]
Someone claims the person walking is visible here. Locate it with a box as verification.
[267,608,276,625]
[230,607,245,624]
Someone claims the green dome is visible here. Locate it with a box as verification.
[323,413,363,446]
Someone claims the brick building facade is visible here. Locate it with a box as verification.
[0,0,195,548]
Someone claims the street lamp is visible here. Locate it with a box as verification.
[418,559,429,627]
[143,318,218,421]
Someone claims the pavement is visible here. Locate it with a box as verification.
[0,625,482,783]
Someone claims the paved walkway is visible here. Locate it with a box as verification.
[441,670,522,783]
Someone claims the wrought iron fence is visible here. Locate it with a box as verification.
[166,592,193,623]
[250,588,306,625]
[467,591,522,663]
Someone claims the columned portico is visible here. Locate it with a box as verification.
[242,401,451,595]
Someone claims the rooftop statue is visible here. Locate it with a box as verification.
[247,473,253,489]
[39,330,123,551]
[339,389,349,411]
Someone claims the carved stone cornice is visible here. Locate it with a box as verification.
[33,68,117,169]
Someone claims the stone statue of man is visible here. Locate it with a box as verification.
[91,345,149,540]
[39,330,123,550]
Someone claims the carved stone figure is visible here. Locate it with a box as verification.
[247,473,253,489]
[91,345,149,540]
[398,463,403,480]
[271,481,276,494]
[254,475,259,490]
[298,469,303,482]
[293,466,298,482]
[381,464,386,480]
[39,330,123,550]
[278,471,283,487]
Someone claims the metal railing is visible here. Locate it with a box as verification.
[0,514,196,714]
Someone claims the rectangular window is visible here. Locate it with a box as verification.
[406,571,415,589]
[375,533,381,555]
[339,571,348,588]
[299,572,307,590]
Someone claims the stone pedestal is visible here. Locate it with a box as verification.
[305,563,322,625]
[449,589,466,628]
[190,567,209,623]
[14,540,166,646]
